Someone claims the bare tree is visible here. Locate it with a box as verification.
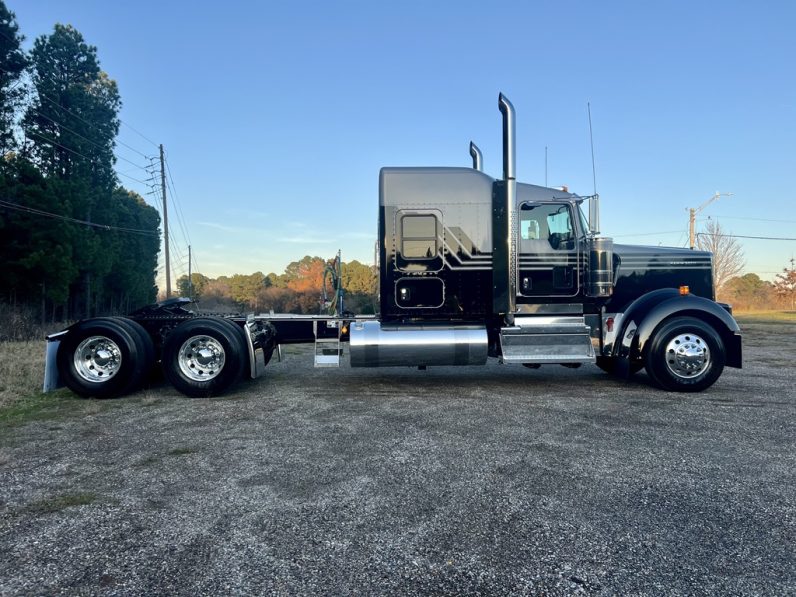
[696,220,745,294]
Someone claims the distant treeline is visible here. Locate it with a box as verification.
[0,2,159,321]
[719,270,796,312]
[176,256,379,315]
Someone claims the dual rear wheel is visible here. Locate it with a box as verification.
[57,317,249,399]
[57,317,155,399]
[161,318,248,397]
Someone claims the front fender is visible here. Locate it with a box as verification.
[614,290,742,369]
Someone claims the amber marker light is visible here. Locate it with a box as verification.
[679,285,690,295]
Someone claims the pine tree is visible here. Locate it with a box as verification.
[0,0,26,156]
[24,24,123,316]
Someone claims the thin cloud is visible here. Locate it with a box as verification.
[197,221,243,233]
[223,208,269,219]
[277,236,333,244]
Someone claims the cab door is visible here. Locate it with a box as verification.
[517,202,580,297]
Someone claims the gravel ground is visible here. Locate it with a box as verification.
[0,322,794,596]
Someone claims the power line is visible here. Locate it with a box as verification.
[36,92,154,160]
[613,229,684,238]
[168,229,187,264]
[120,119,159,149]
[711,215,796,224]
[0,64,157,162]
[165,166,190,244]
[164,154,200,273]
[0,198,159,236]
[164,157,189,238]
[20,83,153,170]
[25,129,152,186]
[148,178,187,285]
[27,105,150,171]
[696,232,796,241]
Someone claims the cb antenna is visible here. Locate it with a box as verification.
[587,102,600,234]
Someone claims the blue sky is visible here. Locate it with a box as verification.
[12,0,796,285]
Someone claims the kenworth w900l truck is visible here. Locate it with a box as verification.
[44,94,741,398]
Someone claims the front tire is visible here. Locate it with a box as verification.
[162,318,247,397]
[644,316,725,392]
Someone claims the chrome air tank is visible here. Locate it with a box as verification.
[587,236,614,297]
[349,321,488,367]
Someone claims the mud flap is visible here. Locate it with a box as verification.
[614,357,629,378]
[43,339,63,392]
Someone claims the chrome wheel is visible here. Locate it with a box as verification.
[177,335,225,381]
[73,336,123,383]
[664,332,710,378]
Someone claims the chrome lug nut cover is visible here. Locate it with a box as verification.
[664,333,710,378]
[178,335,225,381]
[74,336,122,383]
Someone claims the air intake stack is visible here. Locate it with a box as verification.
[491,93,517,325]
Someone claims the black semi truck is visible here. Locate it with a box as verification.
[44,94,742,398]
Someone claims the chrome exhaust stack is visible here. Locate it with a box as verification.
[469,141,483,171]
[498,92,517,324]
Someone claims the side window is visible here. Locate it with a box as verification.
[519,203,574,250]
[401,214,438,259]
[520,205,549,241]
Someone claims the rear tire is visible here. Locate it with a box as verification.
[56,318,145,399]
[113,317,155,386]
[162,317,246,397]
[218,319,251,381]
[644,316,725,392]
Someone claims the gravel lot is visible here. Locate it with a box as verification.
[1,322,794,595]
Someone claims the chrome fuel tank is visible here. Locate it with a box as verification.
[349,321,488,367]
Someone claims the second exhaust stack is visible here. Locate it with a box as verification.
[469,141,483,171]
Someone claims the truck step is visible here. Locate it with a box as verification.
[314,338,341,367]
[499,315,595,364]
[313,319,342,368]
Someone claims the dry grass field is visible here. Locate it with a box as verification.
[734,310,796,323]
[0,341,46,410]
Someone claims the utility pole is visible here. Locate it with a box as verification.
[688,207,695,250]
[160,144,171,298]
[688,191,733,249]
